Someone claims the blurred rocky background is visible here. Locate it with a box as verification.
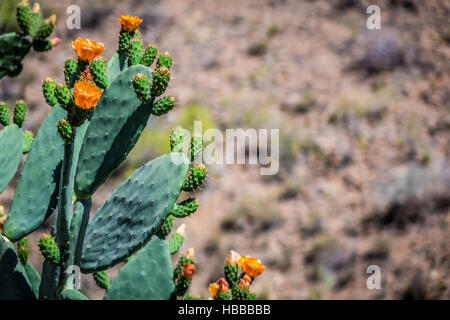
[0,0,449,299]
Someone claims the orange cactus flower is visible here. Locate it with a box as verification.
[119,15,142,32]
[238,256,266,278]
[181,263,196,280]
[72,38,104,62]
[226,250,241,265]
[208,282,220,298]
[73,81,102,110]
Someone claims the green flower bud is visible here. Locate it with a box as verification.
[182,164,207,192]
[170,127,190,154]
[168,224,185,255]
[150,67,170,97]
[141,44,158,67]
[13,100,27,127]
[35,14,56,40]
[172,198,199,218]
[190,135,204,163]
[64,58,77,86]
[90,58,108,89]
[42,77,57,107]
[127,38,143,66]
[156,214,174,239]
[17,238,29,265]
[16,0,31,35]
[0,102,10,126]
[156,52,173,69]
[118,30,132,55]
[55,84,71,109]
[38,234,60,265]
[22,130,34,154]
[132,73,151,103]
[151,96,176,116]
[57,118,73,144]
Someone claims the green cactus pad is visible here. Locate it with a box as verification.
[64,58,77,87]
[104,237,174,300]
[24,261,41,298]
[16,1,31,35]
[75,65,154,199]
[61,289,89,300]
[42,78,57,107]
[132,73,151,103]
[13,100,26,127]
[152,96,176,116]
[0,235,36,299]
[157,214,174,238]
[91,58,108,89]
[38,234,60,265]
[0,124,23,193]
[17,238,29,265]
[151,67,170,97]
[22,130,34,154]
[4,106,66,241]
[141,44,158,67]
[127,38,143,66]
[107,52,128,84]
[182,164,207,192]
[80,153,189,272]
[93,270,110,289]
[156,52,173,69]
[172,197,199,218]
[168,232,185,255]
[0,102,10,126]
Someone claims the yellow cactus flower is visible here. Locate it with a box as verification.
[238,256,266,278]
[72,38,104,62]
[208,282,220,298]
[119,15,142,32]
[73,81,102,110]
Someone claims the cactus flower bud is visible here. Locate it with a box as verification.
[22,130,34,154]
[190,135,204,163]
[38,234,60,265]
[93,270,110,289]
[13,100,26,127]
[182,164,207,192]
[90,58,108,89]
[224,250,241,285]
[168,224,186,255]
[17,238,29,265]
[150,67,170,97]
[171,198,199,218]
[35,14,56,40]
[50,37,60,47]
[141,44,158,67]
[0,102,10,126]
[16,0,31,35]
[156,52,173,69]
[29,3,42,37]
[132,73,151,103]
[238,274,252,290]
[151,96,176,116]
[210,278,232,300]
[42,77,57,107]
[181,263,196,280]
[127,38,143,66]
[57,119,73,144]
[64,58,77,86]
[170,127,190,154]
[156,214,174,238]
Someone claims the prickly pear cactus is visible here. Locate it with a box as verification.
[0,124,23,193]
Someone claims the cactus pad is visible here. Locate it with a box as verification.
[80,153,189,272]
[0,124,23,193]
[75,65,153,199]
[104,237,174,300]
[13,100,26,127]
